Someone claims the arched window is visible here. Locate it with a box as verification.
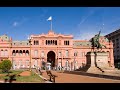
[1,49,4,56]
[12,50,16,56]
[75,60,78,69]
[59,52,61,57]
[53,40,54,45]
[67,41,69,45]
[55,40,57,45]
[59,62,62,69]
[34,40,39,45]
[48,40,50,45]
[66,60,69,67]
[46,40,47,45]
[19,60,22,68]
[13,60,17,69]
[34,50,38,57]
[26,60,29,68]
[51,40,52,45]
[74,51,77,56]
[16,50,19,53]
[26,50,29,56]
[41,51,44,57]
[66,50,69,57]
[4,49,8,56]
[19,50,22,56]
[36,40,39,45]
[34,59,38,67]
[23,50,25,53]
[68,41,69,45]
[65,60,69,70]
[82,52,85,57]
[34,40,35,45]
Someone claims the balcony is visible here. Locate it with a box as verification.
[32,56,40,59]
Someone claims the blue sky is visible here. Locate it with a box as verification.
[0,7,120,40]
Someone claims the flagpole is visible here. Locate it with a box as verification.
[51,19,52,30]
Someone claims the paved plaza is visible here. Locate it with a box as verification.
[40,70,120,83]
[1,70,120,83]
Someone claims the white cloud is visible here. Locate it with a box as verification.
[24,33,30,40]
[74,32,96,40]
[74,7,120,40]
[74,29,112,40]
[78,11,95,26]
[12,16,28,27]
[13,21,18,27]
[77,7,104,29]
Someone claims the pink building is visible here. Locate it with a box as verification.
[0,30,114,70]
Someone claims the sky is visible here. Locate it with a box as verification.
[0,7,120,41]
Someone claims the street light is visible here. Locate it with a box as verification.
[61,55,63,70]
[74,57,75,70]
[28,36,32,72]
[74,53,76,71]
[12,57,13,70]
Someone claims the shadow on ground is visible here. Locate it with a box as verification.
[4,74,21,83]
[63,70,120,80]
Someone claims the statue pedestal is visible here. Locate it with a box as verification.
[95,52,109,68]
[86,52,102,73]
[87,66,102,74]
[86,51,115,74]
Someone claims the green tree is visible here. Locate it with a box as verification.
[0,62,2,69]
[1,60,12,73]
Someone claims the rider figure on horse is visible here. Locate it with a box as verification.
[90,30,106,51]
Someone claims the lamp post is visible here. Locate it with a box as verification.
[74,56,76,71]
[61,55,63,70]
[10,56,13,70]
[40,56,42,69]
[28,36,32,72]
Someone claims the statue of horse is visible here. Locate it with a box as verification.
[90,31,106,52]
[97,42,106,50]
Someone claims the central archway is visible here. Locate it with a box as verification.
[47,51,56,69]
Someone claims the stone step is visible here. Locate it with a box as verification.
[87,67,103,74]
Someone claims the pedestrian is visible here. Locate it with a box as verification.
[39,67,41,71]
[39,67,42,75]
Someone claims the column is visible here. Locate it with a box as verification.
[90,52,95,67]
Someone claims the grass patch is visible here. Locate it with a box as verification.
[16,71,44,82]
[0,69,23,80]
[0,69,44,83]
[0,69,23,74]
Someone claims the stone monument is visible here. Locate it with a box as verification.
[86,31,114,74]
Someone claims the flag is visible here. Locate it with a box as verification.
[47,16,52,21]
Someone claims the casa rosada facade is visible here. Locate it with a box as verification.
[0,30,114,70]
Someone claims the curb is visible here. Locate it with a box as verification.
[38,74,53,83]
[34,71,53,83]
[0,81,4,83]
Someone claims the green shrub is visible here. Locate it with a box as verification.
[0,62,2,69]
[41,66,45,70]
[1,60,12,73]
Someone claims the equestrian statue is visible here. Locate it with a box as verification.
[90,30,106,52]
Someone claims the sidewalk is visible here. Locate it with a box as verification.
[41,70,120,83]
